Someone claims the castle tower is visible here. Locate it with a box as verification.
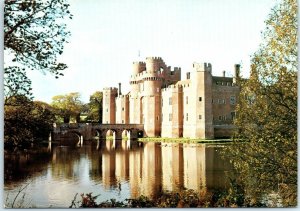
[116,95,129,124]
[161,85,183,138]
[142,57,165,136]
[102,87,118,124]
[129,61,145,124]
[183,63,214,139]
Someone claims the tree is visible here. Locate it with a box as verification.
[86,91,103,123]
[51,92,83,123]
[4,97,56,150]
[4,0,72,102]
[228,0,297,206]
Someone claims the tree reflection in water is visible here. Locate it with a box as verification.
[4,140,233,208]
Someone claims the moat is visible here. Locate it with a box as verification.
[4,140,233,208]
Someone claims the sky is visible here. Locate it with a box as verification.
[26,0,279,103]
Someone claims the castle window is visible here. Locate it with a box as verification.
[186,113,188,121]
[199,97,202,102]
[156,116,159,121]
[219,116,222,120]
[231,112,236,120]
[169,113,172,121]
[199,115,202,120]
[230,96,236,105]
[218,99,225,104]
[122,107,124,111]
[106,109,108,112]
[186,96,188,104]
[169,97,172,105]
[122,120,124,123]
[160,67,163,73]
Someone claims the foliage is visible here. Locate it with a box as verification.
[70,188,268,208]
[4,97,56,150]
[51,92,83,123]
[4,67,33,104]
[4,0,72,101]
[85,91,103,123]
[229,0,297,206]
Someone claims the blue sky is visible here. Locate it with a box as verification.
[26,0,278,103]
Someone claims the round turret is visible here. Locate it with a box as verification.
[132,62,146,75]
[146,57,164,73]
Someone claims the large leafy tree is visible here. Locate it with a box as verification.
[4,0,72,102]
[229,0,297,206]
[4,97,56,150]
[86,91,103,123]
[51,92,83,123]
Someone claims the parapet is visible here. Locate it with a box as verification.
[161,84,183,92]
[146,56,163,61]
[133,61,146,65]
[117,94,129,98]
[103,87,118,92]
[192,62,212,73]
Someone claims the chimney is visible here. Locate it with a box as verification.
[186,72,190,79]
[234,64,240,78]
[223,70,226,77]
[118,83,122,96]
[233,64,240,84]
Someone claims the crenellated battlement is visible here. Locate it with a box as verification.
[143,76,163,81]
[103,87,118,92]
[132,61,146,65]
[162,84,183,92]
[146,56,163,61]
[192,62,212,73]
[117,94,129,98]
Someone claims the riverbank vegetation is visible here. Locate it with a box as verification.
[4,0,72,150]
[70,185,271,208]
[227,0,297,206]
[4,96,56,150]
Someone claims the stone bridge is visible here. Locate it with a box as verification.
[52,123,144,146]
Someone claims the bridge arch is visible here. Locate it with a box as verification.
[61,130,84,146]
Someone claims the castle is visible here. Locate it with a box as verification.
[102,57,240,139]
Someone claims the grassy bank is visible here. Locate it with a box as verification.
[138,137,232,144]
[104,136,128,140]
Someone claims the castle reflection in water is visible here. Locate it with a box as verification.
[51,141,231,200]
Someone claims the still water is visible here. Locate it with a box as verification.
[4,140,232,208]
